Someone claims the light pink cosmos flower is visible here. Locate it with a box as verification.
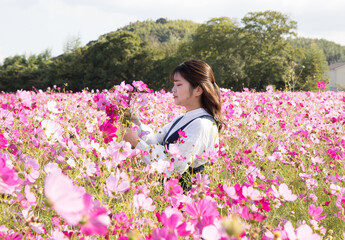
[46,100,62,113]
[103,141,132,168]
[284,221,321,240]
[242,186,263,201]
[133,193,156,212]
[330,183,345,196]
[106,169,130,196]
[44,171,86,225]
[44,171,110,235]
[0,110,14,126]
[30,222,46,235]
[41,119,64,143]
[252,144,265,157]
[16,90,32,107]
[223,184,239,200]
[82,158,97,177]
[306,178,318,190]
[202,218,231,240]
[25,185,37,206]
[49,228,69,240]
[24,157,40,183]
[308,204,327,221]
[150,159,170,174]
[271,183,297,202]
[311,156,324,164]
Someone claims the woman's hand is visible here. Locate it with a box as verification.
[123,109,141,126]
[123,127,140,147]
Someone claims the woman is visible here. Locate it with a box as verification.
[124,60,222,183]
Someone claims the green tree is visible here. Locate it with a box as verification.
[239,11,297,91]
[188,17,245,90]
[294,46,329,91]
[81,31,153,90]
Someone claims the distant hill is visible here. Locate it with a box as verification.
[87,18,200,47]
[288,37,345,64]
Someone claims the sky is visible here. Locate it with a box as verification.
[1,0,345,64]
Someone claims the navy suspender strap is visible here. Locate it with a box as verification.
[163,114,215,149]
[162,116,183,145]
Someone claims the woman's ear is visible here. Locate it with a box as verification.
[194,85,203,97]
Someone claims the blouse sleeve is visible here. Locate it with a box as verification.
[135,118,218,176]
[136,116,180,144]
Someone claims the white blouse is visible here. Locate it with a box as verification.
[135,108,219,176]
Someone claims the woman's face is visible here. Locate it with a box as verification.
[172,72,202,111]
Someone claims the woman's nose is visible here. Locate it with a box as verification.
[172,85,176,93]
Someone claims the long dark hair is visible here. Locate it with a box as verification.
[170,60,223,130]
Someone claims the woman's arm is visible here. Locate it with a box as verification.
[135,118,218,175]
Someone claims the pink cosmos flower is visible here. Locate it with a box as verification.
[271,183,297,202]
[311,156,324,164]
[112,212,133,236]
[317,82,326,89]
[202,149,218,163]
[136,93,149,106]
[132,80,151,92]
[191,173,210,191]
[0,156,22,194]
[184,197,220,231]
[106,169,130,196]
[308,204,327,221]
[165,179,183,198]
[240,205,267,222]
[133,193,156,212]
[0,134,8,149]
[99,120,118,143]
[94,93,109,111]
[79,195,111,236]
[252,144,265,157]
[152,213,190,240]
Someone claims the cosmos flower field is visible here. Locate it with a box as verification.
[1,81,345,239]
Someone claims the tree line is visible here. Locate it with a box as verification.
[1,11,343,93]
